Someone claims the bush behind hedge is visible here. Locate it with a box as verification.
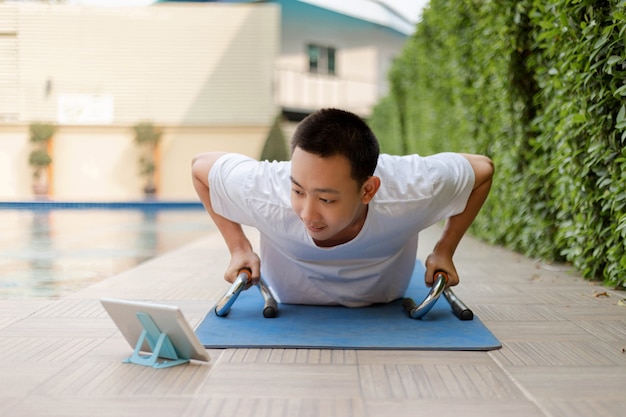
[371,0,626,287]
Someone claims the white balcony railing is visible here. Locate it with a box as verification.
[274,67,378,116]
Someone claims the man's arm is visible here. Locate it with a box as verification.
[191,152,260,284]
[424,154,494,287]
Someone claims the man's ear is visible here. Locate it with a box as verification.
[361,176,381,204]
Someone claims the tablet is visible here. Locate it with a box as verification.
[101,298,210,363]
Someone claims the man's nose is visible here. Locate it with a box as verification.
[300,197,319,222]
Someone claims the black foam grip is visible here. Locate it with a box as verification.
[448,298,473,321]
[402,297,417,313]
[263,299,278,318]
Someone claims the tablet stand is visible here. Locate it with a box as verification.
[124,311,189,368]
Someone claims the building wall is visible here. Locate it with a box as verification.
[0,125,28,196]
[3,2,279,125]
[0,124,267,199]
[275,1,408,116]
[0,3,279,200]
[0,1,406,200]
[0,4,19,122]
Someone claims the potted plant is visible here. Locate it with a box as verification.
[28,122,56,197]
[132,121,162,197]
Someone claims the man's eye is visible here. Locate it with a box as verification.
[292,189,303,195]
[320,198,335,204]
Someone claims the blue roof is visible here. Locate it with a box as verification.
[159,0,414,36]
[297,0,413,35]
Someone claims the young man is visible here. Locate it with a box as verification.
[192,108,493,307]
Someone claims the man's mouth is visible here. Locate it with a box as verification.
[305,223,326,233]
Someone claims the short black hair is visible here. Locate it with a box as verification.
[291,108,380,186]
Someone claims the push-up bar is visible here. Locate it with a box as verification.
[214,268,278,318]
[215,269,473,321]
[402,271,474,320]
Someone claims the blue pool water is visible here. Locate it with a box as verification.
[0,203,213,299]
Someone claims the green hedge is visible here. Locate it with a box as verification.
[371,0,626,288]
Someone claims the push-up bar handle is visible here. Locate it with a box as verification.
[443,287,474,321]
[258,278,278,318]
[402,271,448,319]
[214,268,251,317]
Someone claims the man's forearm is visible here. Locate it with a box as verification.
[433,174,492,257]
[210,215,254,256]
[433,154,494,256]
[425,154,493,286]
[191,153,253,255]
[191,153,262,282]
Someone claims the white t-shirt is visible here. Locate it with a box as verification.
[209,152,475,307]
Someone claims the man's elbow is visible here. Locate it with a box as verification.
[463,154,494,187]
[191,154,207,182]
[191,152,227,180]
[478,155,494,179]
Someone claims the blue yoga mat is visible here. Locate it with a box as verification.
[196,262,501,350]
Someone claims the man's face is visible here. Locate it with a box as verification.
[290,147,373,247]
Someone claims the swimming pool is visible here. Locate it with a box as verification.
[0,202,213,299]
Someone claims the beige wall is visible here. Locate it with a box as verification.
[0,2,406,200]
[158,125,269,199]
[0,125,30,196]
[0,3,278,200]
[0,124,267,200]
[2,3,279,125]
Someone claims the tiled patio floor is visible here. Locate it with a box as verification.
[1,225,625,417]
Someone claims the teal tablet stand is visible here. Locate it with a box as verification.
[124,311,189,368]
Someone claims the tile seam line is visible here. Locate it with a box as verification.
[488,351,555,417]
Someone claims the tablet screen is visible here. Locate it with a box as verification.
[101,297,210,363]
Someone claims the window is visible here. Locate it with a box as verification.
[308,44,336,75]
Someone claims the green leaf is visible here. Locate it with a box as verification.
[614,85,626,96]
[607,55,623,65]
[617,105,626,123]
[572,113,587,124]
[593,37,609,50]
